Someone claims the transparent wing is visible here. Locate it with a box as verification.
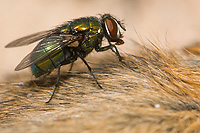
[5,29,56,48]
[5,21,72,48]
[15,33,83,71]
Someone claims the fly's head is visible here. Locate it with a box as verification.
[101,14,126,45]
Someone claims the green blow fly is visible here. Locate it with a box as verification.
[5,14,126,103]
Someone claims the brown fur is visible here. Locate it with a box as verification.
[1,40,200,133]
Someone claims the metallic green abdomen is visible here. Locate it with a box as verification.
[31,50,65,77]
[30,35,74,77]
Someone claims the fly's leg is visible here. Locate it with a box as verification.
[111,45,124,61]
[95,42,137,71]
[111,45,138,69]
[46,64,61,103]
[95,44,114,52]
[77,52,103,89]
[95,43,128,67]
[95,42,124,62]
[69,62,74,71]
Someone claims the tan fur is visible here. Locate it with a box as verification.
[1,40,200,133]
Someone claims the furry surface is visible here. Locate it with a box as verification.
[1,41,200,133]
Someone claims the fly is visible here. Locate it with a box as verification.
[5,14,126,103]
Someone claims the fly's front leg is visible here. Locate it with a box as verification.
[111,45,126,64]
[112,44,138,69]
[95,41,123,61]
[95,42,137,70]
[110,44,124,61]
[95,43,114,52]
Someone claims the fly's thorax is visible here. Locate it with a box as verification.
[68,17,103,55]
[69,17,103,35]
[80,32,103,55]
[88,17,103,34]
[86,17,103,48]
[69,17,90,34]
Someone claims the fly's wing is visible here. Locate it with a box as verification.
[15,33,83,71]
[5,21,72,48]
[5,30,56,48]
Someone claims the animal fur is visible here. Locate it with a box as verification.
[1,39,200,133]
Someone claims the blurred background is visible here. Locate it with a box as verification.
[1,0,200,81]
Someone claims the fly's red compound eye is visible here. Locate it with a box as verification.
[105,18,120,40]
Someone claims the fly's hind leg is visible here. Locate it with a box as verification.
[69,62,74,72]
[46,64,61,103]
